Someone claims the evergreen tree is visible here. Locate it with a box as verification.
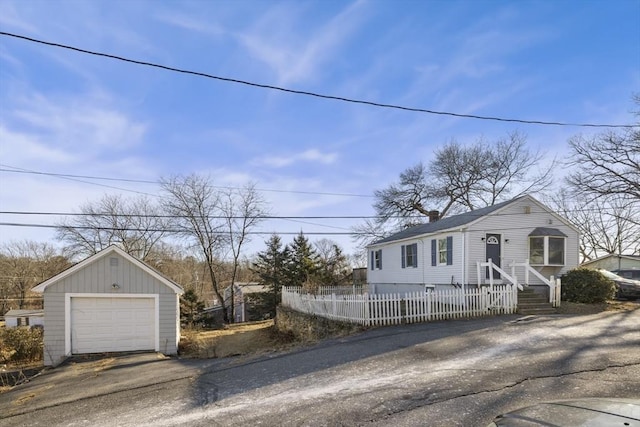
[180,289,205,328]
[251,234,290,317]
[287,232,321,290]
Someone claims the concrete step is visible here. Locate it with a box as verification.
[517,307,558,315]
[517,288,556,315]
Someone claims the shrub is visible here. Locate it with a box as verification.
[0,327,44,364]
[561,268,616,303]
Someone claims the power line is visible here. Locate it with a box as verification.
[1,31,635,129]
[0,222,361,236]
[0,166,373,198]
[0,211,381,219]
[0,206,632,219]
[0,165,157,197]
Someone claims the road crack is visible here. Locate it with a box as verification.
[364,361,640,422]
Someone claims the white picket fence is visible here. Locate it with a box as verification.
[281,285,518,326]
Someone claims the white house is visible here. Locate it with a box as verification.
[33,245,183,366]
[367,195,580,298]
[4,309,44,328]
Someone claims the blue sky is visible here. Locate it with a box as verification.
[0,0,638,261]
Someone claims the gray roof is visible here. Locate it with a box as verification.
[372,196,526,246]
[5,309,44,317]
[528,227,567,237]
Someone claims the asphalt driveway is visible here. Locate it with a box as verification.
[1,308,639,426]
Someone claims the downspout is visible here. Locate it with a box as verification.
[420,240,425,286]
[460,228,466,290]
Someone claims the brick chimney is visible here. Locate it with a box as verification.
[428,210,440,223]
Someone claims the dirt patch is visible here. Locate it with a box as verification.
[179,311,364,360]
[179,320,295,359]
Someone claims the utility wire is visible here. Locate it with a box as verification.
[1,31,635,129]
[0,206,633,219]
[0,222,359,235]
[0,166,373,198]
[0,211,381,219]
[0,165,157,197]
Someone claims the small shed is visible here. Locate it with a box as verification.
[4,309,44,328]
[581,254,640,272]
[224,282,268,323]
[33,245,183,366]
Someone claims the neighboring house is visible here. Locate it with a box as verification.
[4,309,44,328]
[581,254,640,272]
[224,282,268,323]
[33,245,183,366]
[367,195,580,297]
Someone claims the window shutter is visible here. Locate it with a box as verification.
[431,239,437,266]
[370,251,374,270]
[379,250,382,269]
[446,236,453,265]
[401,245,406,268]
[413,243,418,268]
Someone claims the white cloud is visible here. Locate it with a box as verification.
[0,125,74,164]
[237,0,368,86]
[155,11,225,37]
[0,1,40,34]
[255,148,338,168]
[6,91,147,162]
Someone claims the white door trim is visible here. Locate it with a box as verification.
[65,293,160,356]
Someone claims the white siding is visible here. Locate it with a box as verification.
[368,233,464,294]
[367,196,580,292]
[465,197,579,285]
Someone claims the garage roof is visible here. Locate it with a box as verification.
[32,245,183,294]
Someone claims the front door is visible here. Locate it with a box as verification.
[485,233,501,279]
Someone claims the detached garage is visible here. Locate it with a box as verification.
[33,245,183,366]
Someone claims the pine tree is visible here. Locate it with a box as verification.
[287,232,321,291]
[180,289,205,328]
[251,234,290,317]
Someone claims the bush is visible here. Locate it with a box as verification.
[0,327,44,364]
[561,268,616,303]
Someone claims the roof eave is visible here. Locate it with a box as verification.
[32,245,183,294]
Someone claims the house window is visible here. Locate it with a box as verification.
[431,236,453,266]
[402,243,418,268]
[529,237,545,264]
[548,237,565,265]
[371,249,382,270]
[438,239,448,264]
[529,236,565,266]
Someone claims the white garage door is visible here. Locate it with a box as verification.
[70,297,156,354]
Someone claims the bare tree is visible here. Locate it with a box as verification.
[314,238,351,285]
[558,96,640,260]
[57,194,168,261]
[0,241,70,311]
[549,191,640,262]
[220,183,268,322]
[358,131,554,245]
[565,128,639,202]
[161,174,268,323]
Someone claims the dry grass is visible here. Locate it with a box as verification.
[557,300,639,314]
[179,320,294,359]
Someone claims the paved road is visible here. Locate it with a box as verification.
[2,309,639,426]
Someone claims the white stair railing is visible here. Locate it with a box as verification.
[508,260,561,307]
[477,259,523,291]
